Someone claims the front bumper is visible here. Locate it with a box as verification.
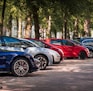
[53,55,61,63]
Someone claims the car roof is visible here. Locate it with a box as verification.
[74,37,93,42]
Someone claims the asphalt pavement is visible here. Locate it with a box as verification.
[0,58,93,91]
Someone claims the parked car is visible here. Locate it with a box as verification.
[0,48,38,77]
[72,39,93,58]
[44,38,90,59]
[74,37,93,43]
[20,38,62,64]
[82,39,93,46]
[0,36,53,70]
[26,38,64,63]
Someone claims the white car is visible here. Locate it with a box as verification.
[0,36,60,70]
[20,38,61,64]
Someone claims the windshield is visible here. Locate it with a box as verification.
[20,39,40,47]
[30,40,45,47]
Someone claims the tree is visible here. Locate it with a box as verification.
[0,0,6,35]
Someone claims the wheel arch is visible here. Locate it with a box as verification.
[78,50,87,59]
[34,53,49,66]
[10,56,32,72]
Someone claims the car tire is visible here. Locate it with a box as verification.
[78,51,87,59]
[11,57,29,77]
[34,55,48,70]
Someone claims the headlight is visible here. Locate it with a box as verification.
[85,48,89,53]
[58,49,64,55]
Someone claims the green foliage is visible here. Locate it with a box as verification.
[1,0,93,37]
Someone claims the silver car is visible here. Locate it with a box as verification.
[20,38,61,64]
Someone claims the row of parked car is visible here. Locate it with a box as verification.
[0,36,93,77]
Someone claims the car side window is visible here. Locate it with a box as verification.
[33,40,44,47]
[62,40,74,46]
[21,40,35,47]
[51,40,62,45]
[3,37,21,47]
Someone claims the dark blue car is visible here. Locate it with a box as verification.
[0,49,38,77]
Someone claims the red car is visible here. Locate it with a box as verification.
[44,38,90,59]
[26,38,64,63]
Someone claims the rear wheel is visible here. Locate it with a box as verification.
[11,58,29,77]
[78,51,87,59]
[34,55,48,70]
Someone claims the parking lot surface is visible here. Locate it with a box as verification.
[0,58,93,91]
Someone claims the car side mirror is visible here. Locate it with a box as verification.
[45,45,50,48]
[21,45,27,49]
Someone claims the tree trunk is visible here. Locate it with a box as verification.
[46,16,51,38]
[84,19,90,37]
[0,0,6,35]
[54,29,57,38]
[64,19,67,39]
[24,14,31,38]
[18,18,22,38]
[73,18,79,38]
[32,5,40,39]
[62,12,68,39]
[8,15,12,36]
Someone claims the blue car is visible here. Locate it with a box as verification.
[0,49,38,77]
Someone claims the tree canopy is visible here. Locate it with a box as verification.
[0,0,93,39]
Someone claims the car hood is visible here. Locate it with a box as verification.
[25,47,60,56]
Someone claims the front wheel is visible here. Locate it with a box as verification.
[11,58,29,77]
[34,55,48,70]
[78,51,87,59]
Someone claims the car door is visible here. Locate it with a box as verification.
[61,39,75,57]
[0,50,7,68]
[50,39,74,57]
[0,39,6,68]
